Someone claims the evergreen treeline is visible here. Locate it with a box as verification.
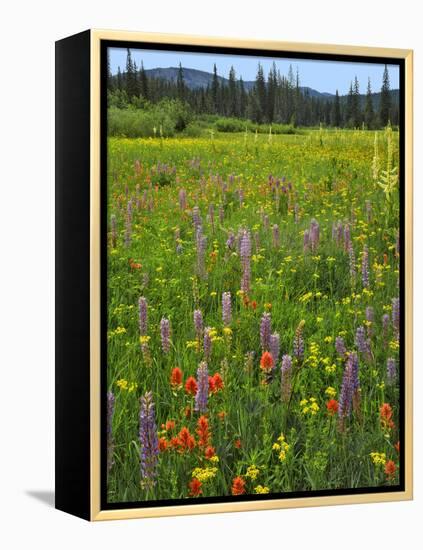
[108,50,399,129]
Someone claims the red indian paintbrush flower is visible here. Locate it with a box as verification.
[326,399,339,415]
[196,415,210,447]
[260,351,274,371]
[209,372,224,393]
[178,427,195,451]
[231,476,246,495]
[380,403,395,430]
[385,460,396,478]
[189,478,202,497]
[185,376,198,395]
[170,367,183,388]
[205,446,216,459]
[165,420,175,431]
[158,437,168,452]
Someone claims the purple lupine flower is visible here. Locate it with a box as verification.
[236,227,245,253]
[344,224,351,252]
[293,321,305,362]
[194,309,203,339]
[310,219,320,251]
[355,326,371,360]
[240,230,252,293]
[303,229,310,252]
[139,391,159,485]
[263,214,270,230]
[176,243,183,255]
[272,224,280,248]
[138,297,148,336]
[281,354,292,403]
[110,214,117,248]
[348,352,360,392]
[178,188,187,210]
[203,327,212,359]
[127,198,133,222]
[335,336,346,357]
[107,391,115,473]
[335,222,343,246]
[260,312,272,351]
[226,231,235,250]
[332,221,343,245]
[386,357,396,384]
[270,332,280,365]
[338,358,354,420]
[348,244,356,285]
[160,317,171,353]
[361,245,370,288]
[392,297,400,340]
[219,205,224,224]
[192,205,202,230]
[195,361,209,413]
[366,306,374,337]
[222,292,232,326]
[382,313,390,344]
[196,227,207,278]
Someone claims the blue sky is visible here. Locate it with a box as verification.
[108,47,400,96]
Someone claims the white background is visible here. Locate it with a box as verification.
[0,1,421,548]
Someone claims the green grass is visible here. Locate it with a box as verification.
[106,128,400,503]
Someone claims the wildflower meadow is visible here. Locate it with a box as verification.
[106,125,401,503]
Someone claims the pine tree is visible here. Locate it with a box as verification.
[332,89,341,127]
[379,65,391,126]
[255,63,267,123]
[238,77,247,119]
[266,63,277,123]
[125,49,138,99]
[116,66,123,90]
[228,66,238,117]
[352,76,361,128]
[345,81,354,127]
[177,63,186,101]
[286,64,296,124]
[294,67,301,126]
[364,78,375,129]
[107,51,114,91]
[211,64,219,114]
[139,61,149,100]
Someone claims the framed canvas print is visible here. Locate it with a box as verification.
[55,29,413,521]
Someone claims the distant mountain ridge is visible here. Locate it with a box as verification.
[144,67,332,98]
[143,66,399,103]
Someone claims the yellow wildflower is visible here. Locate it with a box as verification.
[246,465,260,480]
[254,485,270,494]
[325,387,337,398]
[370,452,386,466]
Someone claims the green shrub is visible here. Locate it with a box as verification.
[107,99,192,138]
[214,117,247,133]
[182,122,204,137]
